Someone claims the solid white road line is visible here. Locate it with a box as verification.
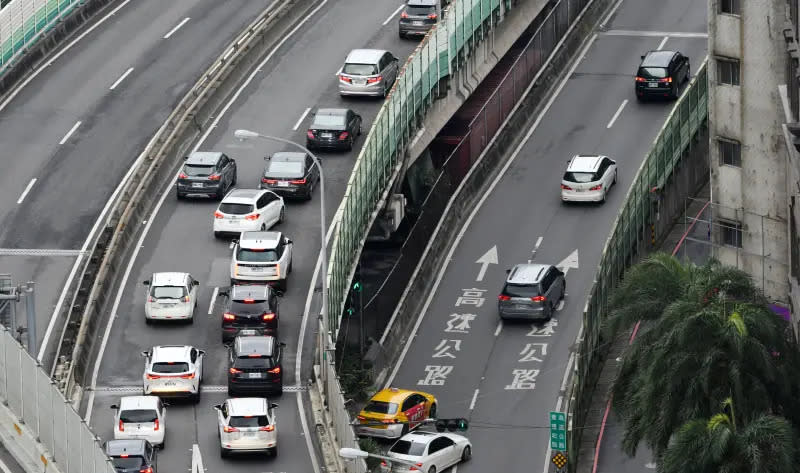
[384,34,599,388]
[469,389,479,410]
[293,107,312,131]
[382,4,405,26]
[109,67,134,90]
[656,35,669,50]
[598,0,624,28]
[606,99,628,128]
[601,29,707,38]
[534,236,543,251]
[16,179,36,204]
[494,320,503,337]
[208,286,219,315]
[163,17,191,39]
[59,121,82,145]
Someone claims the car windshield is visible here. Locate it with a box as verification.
[150,286,186,299]
[266,161,304,178]
[390,439,427,456]
[503,283,541,297]
[183,164,215,176]
[639,66,668,78]
[312,114,347,128]
[152,362,189,373]
[230,300,270,315]
[406,5,435,15]
[563,171,596,183]
[111,457,144,470]
[233,356,276,369]
[229,415,271,428]
[364,400,399,415]
[343,63,377,75]
[237,248,279,262]
[218,203,254,215]
[119,409,158,423]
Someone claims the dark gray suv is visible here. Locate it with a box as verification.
[176,151,237,200]
[498,264,565,321]
[399,0,439,38]
[105,440,157,473]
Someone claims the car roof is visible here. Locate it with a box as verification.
[371,388,416,403]
[270,151,306,162]
[230,284,271,300]
[151,272,188,287]
[222,189,262,203]
[407,0,437,6]
[345,49,387,64]
[506,263,551,284]
[105,439,148,456]
[316,108,349,117]
[226,397,268,416]
[566,155,605,173]
[185,151,223,165]
[641,50,675,67]
[151,345,192,363]
[234,335,275,355]
[239,231,282,249]
[119,396,160,410]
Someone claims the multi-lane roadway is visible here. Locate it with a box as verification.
[382,0,707,472]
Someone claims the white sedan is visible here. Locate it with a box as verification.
[142,345,204,402]
[382,431,472,473]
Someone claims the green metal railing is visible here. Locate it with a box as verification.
[566,57,709,469]
[0,0,83,72]
[326,0,506,336]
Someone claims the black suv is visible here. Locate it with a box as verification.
[260,151,320,200]
[635,50,690,101]
[105,440,157,473]
[176,151,237,200]
[220,285,280,343]
[227,335,285,396]
[399,0,439,38]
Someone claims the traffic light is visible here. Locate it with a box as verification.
[352,281,362,292]
[434,418,469,432]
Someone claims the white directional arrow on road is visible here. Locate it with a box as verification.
[475,245,498,282]
[557,249,579,276]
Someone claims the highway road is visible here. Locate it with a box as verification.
[382,0,707,471]
[83,0,420,472]
[0,0,279,355]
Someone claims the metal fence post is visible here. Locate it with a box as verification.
[25,282,36,356]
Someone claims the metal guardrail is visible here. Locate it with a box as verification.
[0,0,81,72]
[565,57,709,469]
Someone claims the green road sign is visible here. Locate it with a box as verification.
[549,411,567,451]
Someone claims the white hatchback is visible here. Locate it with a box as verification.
[560,154,617,203]
[214,397,278,457]
[213,189,285,238]
[142,345,205,402]
[112,396,166,449]
[382,431,472,472]
[143,272,199,324]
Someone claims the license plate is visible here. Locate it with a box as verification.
[413,21,423,25]
[160,303,176,307]
[575,189,584,192]
[192,182,203,188]
[244,432,258,437]
[249,267,265,272]
[248,373,262,379]
[354,78,367,85]
[240,329,257,335]
[164,381,176,386]
[514,304,528,309]
[322,132,333,138]
[278,181,290,187]
[647,82,659,88]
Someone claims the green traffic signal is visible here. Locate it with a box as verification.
[352,281,362,292]
[346,307,354,316]
[434,418,469,432]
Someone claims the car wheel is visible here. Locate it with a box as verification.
[160,440,165,450]
[600,190,606,204]
[193,389,201,403]
[429,403,437,418]
[260,223,266,231]
[214,231,221,239]
[145,317,152,325]
[232,172,237,186]
[220,448,229,458]
[560,284,566,301]
[279,278,288,292]
[401,424,410,436]
[176,190,184,200]
[278,207,285,223]
[427,466,436,473]
[613,170,617,185]
[268,447,277,457]
[358,123,362,136]
[399,31,405,39]
[461,446,472,462]
[288,260,293,273]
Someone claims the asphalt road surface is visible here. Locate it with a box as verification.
[382,0,707,472]
[83,1,420,473]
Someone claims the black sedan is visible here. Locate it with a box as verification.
[635,50,690,101]
[260,151,320,200]
[306,108,362,151]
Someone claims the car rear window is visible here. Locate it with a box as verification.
[150,286,186,299]
[343,63,378,75]
[230,300,270,315]
[266,161,304,178]
[237,248,279,263]
[183,164,215,176]
[390,439,427,456]
[502,283,541,298]
[111,457,145,470]
[364,400,399,415]
[120,409,158,423]
[638,67,668,79]
[152,362,189,373]
[218,203,254,215]
[405,5,435,15]
[233,356,276,369]
[229,415,270,428]
[312,114,347,128]
[562,172,596,183]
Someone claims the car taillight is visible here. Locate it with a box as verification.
[400,11,408,18]
[357,415,366,421]
[589,185,602,191]
[229,367,242,375]
[268,366,281,374]
[140,467,153,473]
[244,213,260,221]
[410,463,423,471]
[307,130,316,139]
[146,373,161,380]
[118,420,124,432]
[208,174,221,181]
[180,372,195,379]
[259,425,275,432]
[561,184,573,190]
[381,461,387,467]
[178,172,188,179]
[223,425,238,433]
[498,295,511,301]
[184,295,190,302]
[263,313,276,321]
[531,296,546,302]
[214,211,224,219]
[338,132,349,140]
[635,76,647,82]
[148,297,155,302]
[366,75,382,84]
[154,419,159,431]
[262,178,277,184]
[659,77,672,83]
[428,13,437,19]
[223,313,235,321]
[339,75,352,83]
[290,178,306,184]
[381,419,395,424]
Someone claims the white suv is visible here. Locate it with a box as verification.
[230,231,293,291]
[142,345,205,402]
[560,154,617,203]
[213,189,285,238]
[143,272,199,324]
[111,396,166,449]
[214,397,278,457]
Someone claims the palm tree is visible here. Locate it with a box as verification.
[658,399,800,473]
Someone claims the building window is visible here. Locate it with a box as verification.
[720,219,743,248]
[718,138,741,167]
[716,58,740,85]
[719,0,739,14]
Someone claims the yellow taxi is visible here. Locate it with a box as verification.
[356,387,438,439]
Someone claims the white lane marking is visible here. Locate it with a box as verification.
[16,179,36,204]
[598,0,624,28]
[534,236,543,251]
[0,454,14,473]
[469,389,479,410]
[494,320,503,337]
[606,99,628,129]
[382,4,405,25]
[163,17,191,39]
[109,67,134,90]
[59,121,82,144]
[384,34,599,388]
[601,29,707,38]
[0,0,136,113]
[452,466,457,473]
[656,36,669,50]
[556,300,565,311]
[208,286,219,315]
[293,107,312,131]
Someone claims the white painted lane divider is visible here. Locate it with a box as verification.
[163,17,191,39]
[293,107,312,131]
[382,4,405,26]
[656,36,669,50]
[606,99,628,129]
[469,389,479,410]
[17,179,36,204]
[59,121,82,145]
[208,286,219,315]
[494,320,503,337]
[529,236,543,262]
[601,29,707,38]
[109,67,134,90]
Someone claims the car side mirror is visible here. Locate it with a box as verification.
[162,402,170,407]
[193,280,200,286]
[183,156,189,161]
[264,156,270,161]
[213,404,222,410]
[198,350,206,355]
[279,342,287,347]
[110,404,119,409]
[505,269,511,274]
[285,239,293,245]
[218,290,229,297]
[640,55,645,60]
[270,403,279,409]
[143,280,150,285]
[141,351,149,357]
